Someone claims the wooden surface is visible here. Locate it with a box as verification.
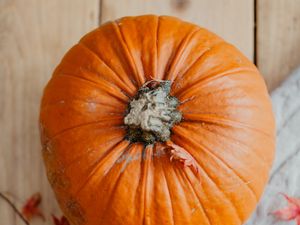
[101,0,254,59]
[0,0,98,224]
[257,0,300,90]
[0,0,300,224]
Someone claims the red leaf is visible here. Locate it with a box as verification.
[271,193,300,224]
[297,216,300,225]
[21,193,44,221]
[52,215,70,225]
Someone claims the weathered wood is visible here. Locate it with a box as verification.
[101,0,254,60]
[2,0,300,224]
[0,0,99,224]
[257,0,300,90]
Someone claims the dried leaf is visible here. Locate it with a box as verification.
[52,215,70,225]
[21,193,44,221]
[165,141,200,174]
[272,193,300,224]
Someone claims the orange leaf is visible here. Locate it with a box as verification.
[271,193,300,224]
[52,215,70,225]
[21,193,44,221]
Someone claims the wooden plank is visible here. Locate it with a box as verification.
[0,0,99,224]
[101,0,254,60]
[257,0,300,91]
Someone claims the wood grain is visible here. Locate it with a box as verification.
[101,0,254,60]
[1,0,300,224]
[257,0,300,90]
[0,0,99,224]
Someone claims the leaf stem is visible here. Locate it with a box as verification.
[0,192,30,225]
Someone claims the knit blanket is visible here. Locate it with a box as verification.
[246,68,300,225]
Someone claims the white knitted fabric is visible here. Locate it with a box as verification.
[246,67,300,225]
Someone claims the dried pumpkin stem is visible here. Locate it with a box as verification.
[165,141,200,174]
[124,80,182,144]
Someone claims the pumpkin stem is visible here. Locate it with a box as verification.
[124,80,182,145]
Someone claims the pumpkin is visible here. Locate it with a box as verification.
[40,15,275,225]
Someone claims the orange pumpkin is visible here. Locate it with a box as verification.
[40,15,275,225]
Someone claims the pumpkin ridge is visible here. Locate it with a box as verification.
[186,165,242,224]
[155,16,160,80]
[180,97,259,109]
[178,88,260,105]
[43,121,125,144]
[40,99,126,115]
[156,17,196,81]
[151,144,177,224]
[57,63,134,96]
[100,140,132,178]
[141,145,154,225]
[180,169,212,225]
[55,74,128,105]
[181,113,274,138]
[100,144,144,224]
[56,73,130,103]
[40,99,118,111]
[113,21,146,86]
[174,124,271,211]
[96,147,133,224]
[78,41,139,90]
[74,139,128,196]
[164,27,200,81]
[171,40,225,93]
[160,157,176,225]
[179,121,270,168]
[74,141,131,198]
[136,145,148,225]
[64,136,124,171]
[172,139,244,223]
[40,103,124,132]
[171,160,207,224]
[41,98,125,114]
[172,130,259,201]
[160,27,198,82]
[67,44,137,96]
[42,75,127,111]
[175,67,257,98]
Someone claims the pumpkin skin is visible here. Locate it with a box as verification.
[40,15,275,225]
